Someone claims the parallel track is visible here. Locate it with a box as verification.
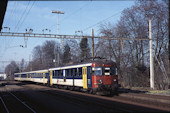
[0,91,36,113]
[39,89,133,113]
[1,81,169,112]
[0,96,9,113]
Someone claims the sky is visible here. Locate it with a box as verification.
[0,1,135,72]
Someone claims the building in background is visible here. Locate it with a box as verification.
[0,73,7,80]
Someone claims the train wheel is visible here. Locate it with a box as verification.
[69,86,74,91]
[64,86,68,90]
[89,89,93,94]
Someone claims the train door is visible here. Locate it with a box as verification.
[43,73,45,85]
[50,70,53,86]
[27,74,28,80]
[82,67,87,89]
[63,70,66,82]
[29,74,31,81]
[47,71,50,85]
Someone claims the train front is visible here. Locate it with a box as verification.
[91,62,118,95]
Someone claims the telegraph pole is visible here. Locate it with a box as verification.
[168,0,170,79]
[91,28,94,59]
[54,47,57,67]
[57,45,60,66]
[149,19,154,89]
[52,10,65,50]
[51,10,65,35]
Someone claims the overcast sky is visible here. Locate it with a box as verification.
[0,1,135,72]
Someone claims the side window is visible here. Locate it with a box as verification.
[66,69,70,76]
[55,70,57,76]
[57,70,59,76]
[58,70,60,76]
[70,69,73,76]
[75,68,77,76]
[60,70,63,76]
[78,68,82,76]
[53,71,55,76]
[59,70,61,76]
[72,68,76,76]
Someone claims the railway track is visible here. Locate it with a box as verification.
[0,96,9,113]
[39,89,133,112]
[0,81,169,112]
[0,91,36,113]
[12,89,130,112]
[22,84,169,112]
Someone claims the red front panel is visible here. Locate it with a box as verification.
[92,75,118,88]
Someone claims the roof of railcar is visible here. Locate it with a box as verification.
[14,60,116,74]
[49,63,92,71]
[49,60,116,71]
[14,69,49,75]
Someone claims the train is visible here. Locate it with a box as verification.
[14,60,119,95]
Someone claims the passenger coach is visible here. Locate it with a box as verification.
[14,60,118,94]
[49,60,118,94]
[14,69,49,84]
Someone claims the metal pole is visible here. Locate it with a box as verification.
[168,0,170,79]
[54,47,56,67]
[149,19,154,89]
[57,14,59,35]
[92,28,94,59]
[29,55,32,71]
[57,45,60,66]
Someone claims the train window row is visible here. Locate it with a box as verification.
[53,70,63,77]
[15,74,19,77]
[53,67,82,77]
[29,73,43,78]
[90,67,117,76]
[65,68,82,77]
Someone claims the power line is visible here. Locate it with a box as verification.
[11,1,36,50]
[16,1,36,32]
[82,11,121,32]
[0,32,150,41]
[49,1,92,29]
[0,2,18,58]
[0,1,36,65]
[14,1,31,32]
[7,1,31,51]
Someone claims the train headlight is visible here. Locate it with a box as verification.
[113,79,117,82]
[98,79,102,83]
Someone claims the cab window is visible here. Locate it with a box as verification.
[91,67,102,76]
[111,67,117,75]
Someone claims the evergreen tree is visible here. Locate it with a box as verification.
[79,38,90,60]
[63,43,71,64]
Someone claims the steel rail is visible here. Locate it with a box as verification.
[40,90,133,113]
[9,92,36,113]
[0,96,9,113]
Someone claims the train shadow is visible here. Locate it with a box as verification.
[118,87,148,94]
[103,87,148,97]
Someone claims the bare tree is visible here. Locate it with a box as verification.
[19,59,26,72]
[5,61,19,80]
[98,0,168,88]
[32,45,43,70]
[67,39,81,63]
[30,40,61,70]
